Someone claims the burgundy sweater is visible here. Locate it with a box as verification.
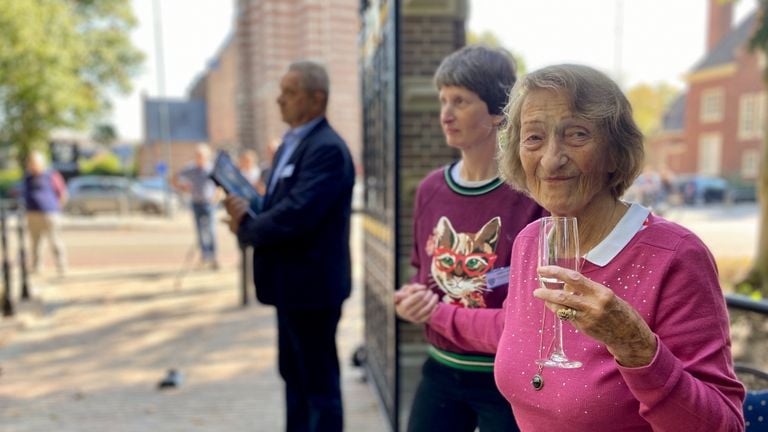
[410,164,546,355]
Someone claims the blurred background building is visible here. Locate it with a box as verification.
[649,0,764,187]
[140,0,361,178]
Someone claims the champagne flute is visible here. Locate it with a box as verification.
[536,216,582,369]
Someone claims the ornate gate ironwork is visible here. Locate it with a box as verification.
[360,0,400,428]
[360,1,466,429]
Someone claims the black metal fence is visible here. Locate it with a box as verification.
[726,293,768,385]
[360,0,400,428]
[0,198,31,317]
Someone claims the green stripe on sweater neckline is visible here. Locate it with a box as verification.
[443,163,504,196]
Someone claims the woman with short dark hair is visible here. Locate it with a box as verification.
[394,45,546,431]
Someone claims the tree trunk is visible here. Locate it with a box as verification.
[741,128,768,296]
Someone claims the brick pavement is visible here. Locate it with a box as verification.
[0,211,389,431]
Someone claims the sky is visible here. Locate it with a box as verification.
[110,0,759,141]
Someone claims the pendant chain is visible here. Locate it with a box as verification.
[532,301,554,391]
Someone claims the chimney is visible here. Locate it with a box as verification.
[707,0,733,51]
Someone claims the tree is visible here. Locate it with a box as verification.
[626,83,680,137]
[0,0,143,164]
[91,123,118,147]
[738,0,768,297]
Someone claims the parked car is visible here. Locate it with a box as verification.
[137,176,187,206]
[672,175,728,205]
[136,176,171,193]
[64,176,175,216]
[727,184,757,203]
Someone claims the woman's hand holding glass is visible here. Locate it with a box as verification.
[394,283,440,324]
[536,216,582,368]
[534,266,658,368]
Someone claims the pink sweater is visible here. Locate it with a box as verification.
[429,209,745,431]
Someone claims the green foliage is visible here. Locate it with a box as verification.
[749,1,768,80]
[467,30,527,76]
[0,167,22,196]
[78,152,123,176]
[735,282,764,300]
[91,123,118,146]
[0,0,144,163]
[626,83,680,136]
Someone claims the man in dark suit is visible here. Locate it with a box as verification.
[224,60,355,432]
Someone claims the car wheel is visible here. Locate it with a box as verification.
[67,203,90,216]
[142,203,161,215]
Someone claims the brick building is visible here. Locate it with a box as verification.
[139,98,208,177]
[189,35,240,150]
[651,0,764,183]
[141,34,239,178]
[142,0,361,177]
[235,0,361,167]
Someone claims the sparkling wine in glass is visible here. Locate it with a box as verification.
[536,216,582,369]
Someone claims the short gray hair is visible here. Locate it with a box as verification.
[498,64,644,199]
[434,45,517,115]
[288,60,330,96]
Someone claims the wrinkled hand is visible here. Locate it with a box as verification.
[394,283,439,324]
[223,195,250,234]
[534,266,657,368]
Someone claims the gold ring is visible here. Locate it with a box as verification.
[556,307,577,321]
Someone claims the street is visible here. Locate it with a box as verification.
[0,209,386,432]
[662,202,759,260]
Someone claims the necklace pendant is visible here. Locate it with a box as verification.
[531,373,544,391]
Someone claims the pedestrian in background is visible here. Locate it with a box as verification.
[23,150,68,275]
[237,148,264,194]
[394,45,545,432]
[173,143,220,270]
[224,60,355,432]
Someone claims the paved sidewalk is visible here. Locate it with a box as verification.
[0,213,389,431]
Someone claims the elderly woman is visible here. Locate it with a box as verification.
[395,45,546,431]
[395,64,744,431]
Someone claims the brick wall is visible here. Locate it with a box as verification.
[395,1,466,427]
[137,141,199,178]
[398,11,465,282]
[684,49,764,179]
[206,38,239,148]
[235,0,361,167]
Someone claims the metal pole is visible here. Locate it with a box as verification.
[16,200,30,300]
[240,244,249,306]
[613,0,624,86]
[1,201,14,316]
[153,0,173,217]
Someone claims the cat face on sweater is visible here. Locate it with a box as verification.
[429,216,501,308]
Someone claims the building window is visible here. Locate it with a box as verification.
[698,133,722,175]
[700,88,724,123]
[742,148,759,178]
[738,92,767,140]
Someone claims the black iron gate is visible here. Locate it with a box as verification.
[360,1,466,429]
[360,0,400,428]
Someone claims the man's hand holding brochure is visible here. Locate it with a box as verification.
[210,150,262,219]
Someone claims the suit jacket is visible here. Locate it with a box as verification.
[237,118,355,309]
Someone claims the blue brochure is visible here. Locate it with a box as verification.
[210,150,262,217]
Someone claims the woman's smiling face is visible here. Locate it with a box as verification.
[519,88,614,216]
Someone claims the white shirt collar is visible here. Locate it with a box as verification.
[583,203,650,267]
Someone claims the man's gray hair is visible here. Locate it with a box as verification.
[289,60,330,95]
